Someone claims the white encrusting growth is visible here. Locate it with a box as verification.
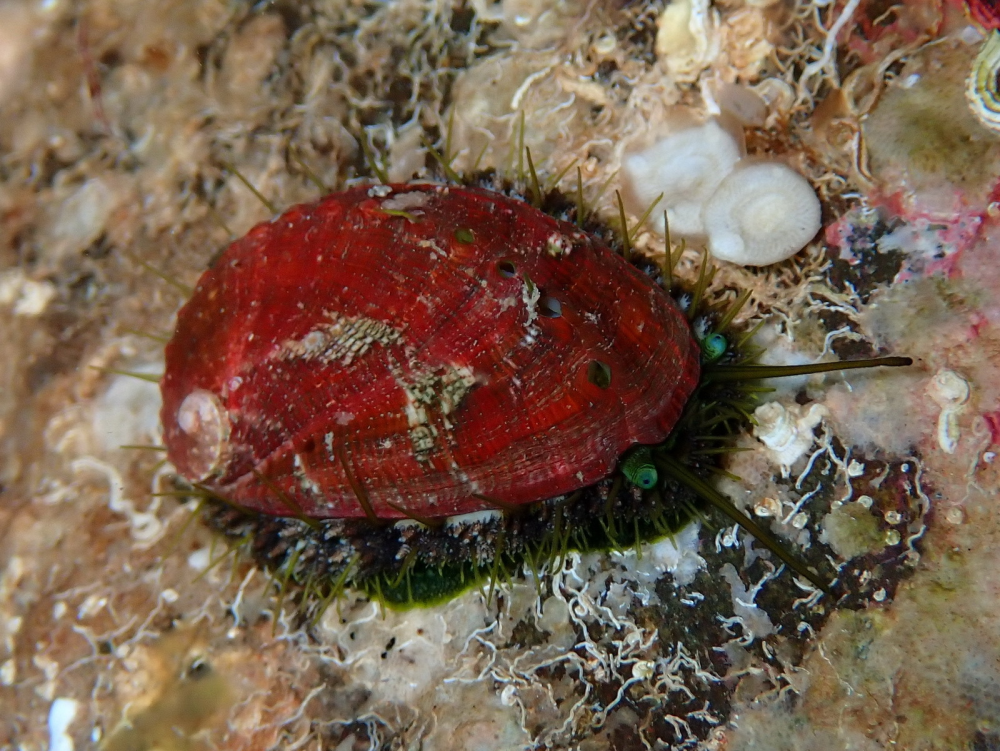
[611,522,705,588]
[93,367,163,452]
[719,563,774,642]
[47,697,80,751]
[71,457,164,543]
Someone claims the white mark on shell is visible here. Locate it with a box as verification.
[276,313,401,366]
[546,233,571,257]
[382,191,430,212]
[521,275,541,342]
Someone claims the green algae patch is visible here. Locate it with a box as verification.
[820,502,884,560]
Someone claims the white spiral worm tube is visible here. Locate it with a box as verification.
[622,119,743,237]
[967,30,1000,134]
[702,161,822,266]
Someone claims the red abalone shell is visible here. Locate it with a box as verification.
[160,183,700,520]
[967,0,1000,30]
